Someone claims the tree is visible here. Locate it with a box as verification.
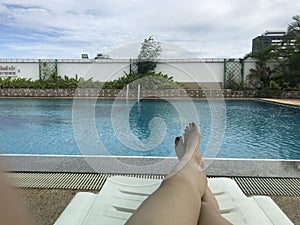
[243,15,300,90]
[287,15,300,52]
[103,36,180,89]
[136,36,162,75]
[138,36,162,60]
[244,40,278,88]
[276,15,300,89]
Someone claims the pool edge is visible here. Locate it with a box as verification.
[2,155,299,178]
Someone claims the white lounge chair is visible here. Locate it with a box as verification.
[54,176,294,225]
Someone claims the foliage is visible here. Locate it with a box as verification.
[225,71,244,90]
[269,80,281,90]
[101,36,179,90]
[0,70,180,91]
[135,36,162,75]
[0,75,80,89]
[254,88,282,98]
[138,36,162,60]
[0,75,111,89]
[103,71,182,89]
[287,52,300,86]
[77,77,104,88]
[245,40,278,63]
[286,15,300,53]
[244,40,278,89]
[136,61,157,74]
[244,15,300,92]
[275,15,300,89]
[0,73,180,91]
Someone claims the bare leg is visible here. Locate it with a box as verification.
[174,130,231,225]
[197,202,232,225]
[184,149,231,224]
[175,135,220,213]
[0,159,34,225]
[197,188,232,225]
[125,123,206,225]
[175,134,230,225]
[202,188,220,213]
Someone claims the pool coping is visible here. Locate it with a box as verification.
[259,98,300,108]
[2,155,300,178]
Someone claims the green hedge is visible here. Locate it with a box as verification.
[0,72,182,90]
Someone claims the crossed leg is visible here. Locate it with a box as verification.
[0,160,33,225]
[125,123,231,225]
[175,124,231,225]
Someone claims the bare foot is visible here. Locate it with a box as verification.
[175,123,203,167]
[165,123,204,181]
[175,136,185,160]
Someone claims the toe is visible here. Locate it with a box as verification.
[175,136,181,147]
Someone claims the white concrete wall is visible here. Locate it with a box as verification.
[0,59,260,85]
[0,61,39,80]
[244,60,256,80]
[58,61,130,81]
[157,61,224,82]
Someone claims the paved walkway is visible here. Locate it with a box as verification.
[261,98,300,107]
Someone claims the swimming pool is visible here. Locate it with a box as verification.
[0,98,299,159]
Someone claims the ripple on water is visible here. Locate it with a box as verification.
[0,99,299,159]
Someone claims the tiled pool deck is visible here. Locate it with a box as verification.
[4,155,300,225]
[260,98,300,107]
[3,155,300,178]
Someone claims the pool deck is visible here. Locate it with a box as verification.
[16,185,300,225]
[3,155,300,178]
[260,98,300,107]
[3,155,300,225]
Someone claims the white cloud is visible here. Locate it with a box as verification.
[0,0,299,59]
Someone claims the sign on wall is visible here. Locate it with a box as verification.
[0,65,19,77]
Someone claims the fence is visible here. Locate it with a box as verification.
[0,58,258,87]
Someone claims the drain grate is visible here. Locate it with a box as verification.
[7,172,300,196]
[8,172,165,191]
[231,177,300,196]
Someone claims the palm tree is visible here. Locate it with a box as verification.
[244,40,278,89]
[277,15,300,88]
[287,15,300,49]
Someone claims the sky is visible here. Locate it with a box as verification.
[0,0,299,59]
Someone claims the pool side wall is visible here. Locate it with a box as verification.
[0,88,300,98]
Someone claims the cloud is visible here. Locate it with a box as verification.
[0,0,300,59]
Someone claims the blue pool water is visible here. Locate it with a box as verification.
[0,98,299,159]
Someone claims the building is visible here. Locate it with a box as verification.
[252,31,286,51]
[94,53,111,59]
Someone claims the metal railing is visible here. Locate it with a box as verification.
[0,58,227,63]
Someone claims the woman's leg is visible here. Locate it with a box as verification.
[197,201,232,225]
[175,123,231,225]
[202,188,221,213]
[125,123,206,225]
[197,187,232,225]
[0,159,33,225]
[175,129,221,214]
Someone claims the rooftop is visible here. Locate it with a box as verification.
[262,30,286,36]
